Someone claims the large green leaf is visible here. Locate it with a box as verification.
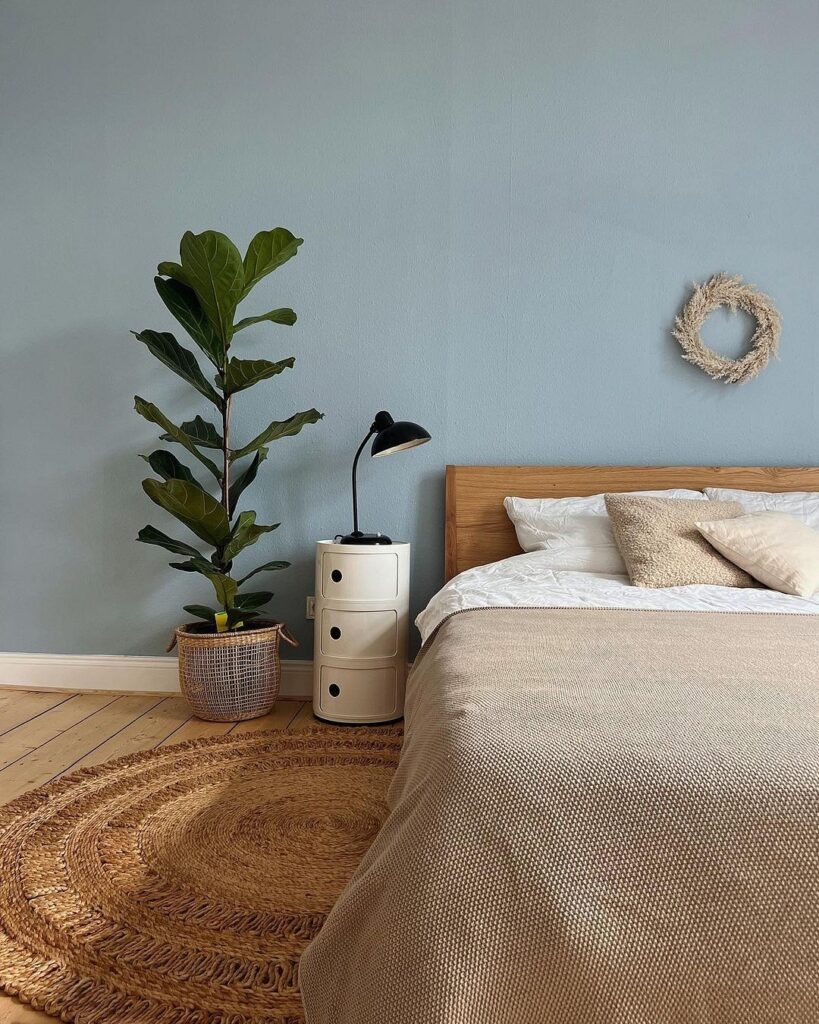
[136,525,202,559]
[228,448,267,514]
[223,356,294,395]
[142,478,230,547]
[131,330,222,406]
[181,603,258,628]
[230,609,258,627]
[154,276,224,367]
[229,610,259,626]
[238,559,290,585]
[169,556,219,575]
[233,308,297,332]
[157,261,191,286]
[160,415,223,450]
[139,450,202,487]
[205,572,238,609]
[230,408,323,461]
[135,398,221,479]
[183,604,218,622]
[222,511,279,562]
[179,231,244,348]
[233,591,274,611]
[241,228,303,299]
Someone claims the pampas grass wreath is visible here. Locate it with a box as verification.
[0,727,401,1024]
[672,273,781,384]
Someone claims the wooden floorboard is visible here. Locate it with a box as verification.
[62,695,192,773]
[0,690,74,738]
[0,695,164,802]
[0,690,311,1023]
[158,712,231,745]
[0,693,121,772]
[288,702,322,731]
[0,998,55,1024]
[229,699,304,734]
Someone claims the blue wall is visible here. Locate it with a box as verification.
[2,0,817,656]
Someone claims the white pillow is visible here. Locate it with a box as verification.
[696,511,819,597]
[504,489,705,574]
[704,488,819,528]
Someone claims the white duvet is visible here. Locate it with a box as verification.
[416,549,819,644]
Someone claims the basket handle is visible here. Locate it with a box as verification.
[166,632,178,653]
[279,623,299,648]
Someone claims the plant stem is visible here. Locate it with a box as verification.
[222,394,232,514]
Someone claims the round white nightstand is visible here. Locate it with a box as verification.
[312,541,409,723]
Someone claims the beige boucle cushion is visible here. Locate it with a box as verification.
[604,494,755,588]
[696,511,819,597]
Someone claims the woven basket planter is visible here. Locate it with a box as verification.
[169,620,298,722]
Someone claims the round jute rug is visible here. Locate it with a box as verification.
[0,727,401,1024]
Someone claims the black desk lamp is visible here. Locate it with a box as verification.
[338,410,431,545]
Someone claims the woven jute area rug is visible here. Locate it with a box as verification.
[0,726,402,1024]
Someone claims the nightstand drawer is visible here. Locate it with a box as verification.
[320,608,398,658]
[320,551,399,600]
[319,666,398,720]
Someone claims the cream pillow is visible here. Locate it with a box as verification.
[696,511,819,598]
[604,494,755,589]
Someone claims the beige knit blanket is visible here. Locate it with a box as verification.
[300,608,819,1023]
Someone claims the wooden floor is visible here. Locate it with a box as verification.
[0,689,316,1024]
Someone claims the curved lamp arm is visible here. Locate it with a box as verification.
[350,412,394,536]
[350,428,375,536]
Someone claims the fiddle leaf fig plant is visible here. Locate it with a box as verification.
[134,228,322,631]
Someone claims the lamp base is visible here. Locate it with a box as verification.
[336,531,393,545]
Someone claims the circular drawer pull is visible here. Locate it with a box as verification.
[330,569,343,583]
[329,626,342,640]
[328,683,341,697]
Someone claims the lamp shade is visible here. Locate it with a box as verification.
[371,415,431,457]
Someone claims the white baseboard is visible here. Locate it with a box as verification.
[0,652,313,700]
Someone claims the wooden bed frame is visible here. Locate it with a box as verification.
[445,465,819,581]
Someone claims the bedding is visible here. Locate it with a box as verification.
[503,489,705,574]
[415,550,819,643]
[301,561,819,1023]
[696,510,819,597]
[705,486,819,527]
[499,511,626,574]
[505,487,705,522]
[604,494,755,588]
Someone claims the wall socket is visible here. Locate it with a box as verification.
[305,596,316,620]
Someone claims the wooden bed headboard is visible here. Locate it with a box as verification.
[445,465,819,581]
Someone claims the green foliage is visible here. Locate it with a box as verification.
[142,479,230,547]
[162,416,223,450]
[228,449,267,515]
[134,227,322,630]
[154,276,223,367]
[234,308,297,332]
[131,330,222,406]
[178,231,244,348]
[139,450,201,487]
[136,525,202,559]
[134,398,221,479]
[230,409,323,461]
[223,356,294,395]
[237,559,290,585]
[222,511,279,562]
[241,229,303,297]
